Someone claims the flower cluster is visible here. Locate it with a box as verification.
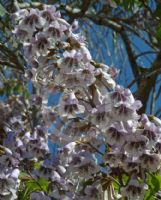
[0,95,49,199]
[0,3,159,200]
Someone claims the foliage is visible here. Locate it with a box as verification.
[0,3,6,17]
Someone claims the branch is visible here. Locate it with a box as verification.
[0,59,17,68]
[85,15,141,84]
[120,31,140,85]
[140,0,155,18]
[155,85,161,100]
[135,51,158,59]
[127,67,161,88]
[0,43,24,73]
[135,52,161,113]
[150,85,156,115]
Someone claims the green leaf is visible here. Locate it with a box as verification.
[138,66,149,74]
[114,0,132,10]
[154,3,161,18]
[114,0,141,10]
[18,177,49,200]
[144,173,161,200]
[156,23,161,45]
[37,178,49,192]
[0,4,6,17]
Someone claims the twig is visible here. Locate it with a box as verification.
[135,51,158,59]
[86,141,104,155]
[150,84,156,115]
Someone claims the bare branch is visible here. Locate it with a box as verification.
[136,52,161,113]
[150,85,156,115]
[0,43,24,72]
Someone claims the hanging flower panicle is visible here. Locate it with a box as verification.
[0,3,159,200]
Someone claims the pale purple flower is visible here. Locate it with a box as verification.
[124,133,148,156]
[91,97,112,130]
[96,68,116,89]
[105,122,127,147]
[104,151,127,167]
[121,179,147,200]
[142,129,157,148]
[58,92,85,119]
[67,33,85,48]
[139,151,161,172]
[26,127,49,159]
[123,159,139,173]
[0,145,12,166]
[141,120,158,148]
[51,170,61,182]
[111,85,134,102]
[38,164,53,180]
[49,188,61,199]
[155,141,161,153]
[59,65,95,88]
[72,159,99,178]
[50,190,74,200]
[79,45,92,63]
[56,72,81,88]
[47,21,67,40]
[30,192,51,200]
[58,50,82,73]
[28,140,49,159]
[34,32,50,56]
[84,184,103,200]
[30,59,39,69]
[13,26,32,42]
[59,142,76,157]
[86,127,103,146]
[23,43,35,60]
[107,67,119,79]
[68,154,82,166]
[140,114,149,125]
[41,5,56,23]
[13,9,28,21]
[20,9,45,31]
[56,165,66,176]
[77,65,96,86]
[112,101,141,122]
[62,121,90,139]
[71,20,79,31]
[0,168,20,200]
[42,106,57,126]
